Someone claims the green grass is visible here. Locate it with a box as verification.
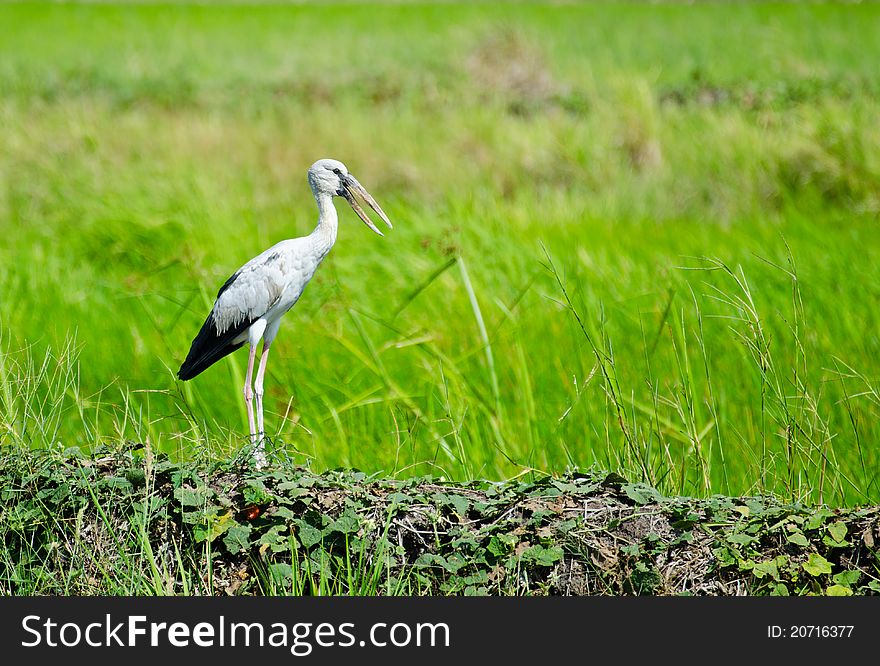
[3,448,877,596]
[1,1,879,506]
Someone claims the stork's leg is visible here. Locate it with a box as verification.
[250,318,282,468]
[243,343,258,444]
[253,339,272,467]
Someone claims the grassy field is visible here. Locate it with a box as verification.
[1,1,879,507]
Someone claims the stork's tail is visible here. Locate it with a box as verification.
[178,312,247,381]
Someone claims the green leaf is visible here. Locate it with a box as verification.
[99,476,134,492]
[328,512,359,535]
[445,493,470,515]
[786,532,810,547]
[487,534,517,558]
[712,546,736,567]
[520,545,564,567]
[273,506,297,520]
[386,492,413,504]
[727,533,758,546]
[462,570,489,586]
[802,553,833,577]
[804,509,834,531]
[826,584,853,597]
[173,485,212,507]
[193,509,237,542]
[268,563,293,582]
[276,486,311,500]
[295,521,323,548]
[752,559,780,581]
[745,499,766,516]
[243,481,273,505]
[415,553,467,574]
[222,524,252,555]
[823,535,850,548]
[622,483,660,505]
[832,570,861,586]
[124,468,146,487]
[442,553,470,573]
[827,522,847,543]
[557,519,578,534]
[450,530,480,551]
[258,525,289,553]
[182,509,206,526]
[552,479,599,495]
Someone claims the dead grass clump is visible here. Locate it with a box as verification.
[466,28,561,114]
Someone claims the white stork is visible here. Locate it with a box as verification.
[177,158,393,467]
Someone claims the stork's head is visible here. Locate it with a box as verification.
[307,158,393,236]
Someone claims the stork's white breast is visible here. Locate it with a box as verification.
[211,238,323,335]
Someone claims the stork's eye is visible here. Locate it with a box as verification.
[333,168,342,175]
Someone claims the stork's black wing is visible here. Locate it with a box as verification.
[177,271,253,381]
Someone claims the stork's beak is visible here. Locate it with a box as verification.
[340,174,393,236]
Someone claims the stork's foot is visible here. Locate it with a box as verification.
[252,433,268,469]
[251,432,269,469]
[235,433,269,469]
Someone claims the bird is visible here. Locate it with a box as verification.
[177,158,393,467]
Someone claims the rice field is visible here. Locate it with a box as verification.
[1,1,879,506]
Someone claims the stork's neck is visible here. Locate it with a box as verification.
[310,192,338,257]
